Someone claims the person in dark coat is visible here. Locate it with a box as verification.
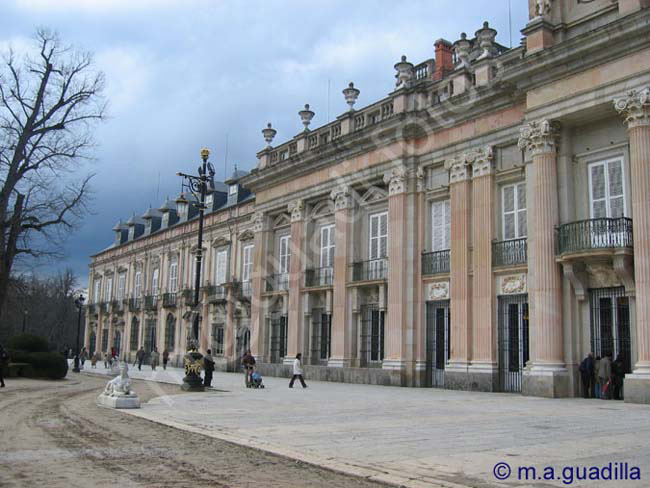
[136,347,145,371]
[242,350,255,387]
[612,353,626,400]
[579,353,595,398]
[162,349,170,370]
[203,349,215,387]
[0,344,8,388]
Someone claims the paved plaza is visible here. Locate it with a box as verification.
[83,364,650,488]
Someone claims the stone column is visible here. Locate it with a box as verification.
[286,200,305,362]
[615,88,650,403]
[469,146,498,390]
[383,165,411,375]
[414,168,427,384]
[443,153,472,388]
[518,120,568,398]
[250,212,270,360]
[329,185,355,367]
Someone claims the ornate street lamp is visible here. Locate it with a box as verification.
[72,294,85,373]
[176,147,216,392]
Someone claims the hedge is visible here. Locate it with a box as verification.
[7,351,68,379]
[7,333,49,353]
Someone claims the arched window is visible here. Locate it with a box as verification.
[165,313,176,351]
[130,317,140,350]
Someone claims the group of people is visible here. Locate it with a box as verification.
[240,350,307,389]
[579,352,627,400]
[133,347,171,371]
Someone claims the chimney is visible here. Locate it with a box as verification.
[434,39,454,81]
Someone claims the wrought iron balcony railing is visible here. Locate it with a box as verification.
[144,295,158,311]
[422,250,450,275]
[492,238,528,267]
[182,289,196,306]
[162,292,178,308]
[266,273,289,292]
[111,300,125,313]
[100,302,110,314]
[237,281,252,299]
[206,285,227,303]
[128,297,141,312]
[304,267,334,287]
[350,259,387,282]
[556,217,633,255]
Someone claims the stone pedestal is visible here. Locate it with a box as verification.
[97,393,141,409]
[181,350,205,392]
[96,361,141,409]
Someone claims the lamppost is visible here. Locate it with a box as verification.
[176,147,215,391]
[72,294,85,373]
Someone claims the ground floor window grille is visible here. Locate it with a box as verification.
[426,300,449,387]
[130,318,139,350]
[310,309,331,362]
[213,324,224,356]
[270,315,288,363]
[101,329,109,353]
[144,319,157,353]
[589,287,631,374]
[113,331,122,356]
[360,304,384,367]
[497,294,529,393]
[89,331,96,355]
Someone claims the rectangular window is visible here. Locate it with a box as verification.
[431,200,451,251]
[169,259,178,292]
[502,183,527,240]
[213,324,224,355]
[320,225,335,269]
[279,235,291,274]
[589,158,626,218]
[214,250,228,285]
[151,268,159,294]
[369,212,388,260]
[94,279,101,303]
[104,277,113,302]
[117,273,126,300]
[242,245,253,282]
[134,271,142,297]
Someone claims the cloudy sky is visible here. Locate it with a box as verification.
[1,0,529,287]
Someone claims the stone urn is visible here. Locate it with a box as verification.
[181,343,205,392]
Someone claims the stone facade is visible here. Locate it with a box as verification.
[87,1,650,403]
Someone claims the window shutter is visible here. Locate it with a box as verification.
[517,183,527,238]
[215,251,227,284]
[443,200,451,250]
[379,213,387,258]
[608,160,625,217]
[134,272,142,297]
[169,261,178,292]
[590,163,607,218]
[242,245,253,282]
[152,269,159,293]
[431,200,450,251]
[279,236,290,274]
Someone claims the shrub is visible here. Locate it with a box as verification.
[6,350,68,379]
[7,333,49,353]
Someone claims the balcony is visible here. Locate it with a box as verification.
[144,295,158,311]
[350,259,387,282]
[556,218,633,256]
[422,250,450,275]
[492,238,528,267]
[266,273,289,292]
[162,292,178,308]
[236,281,252,300]
[100,302,110,315]
[111,300,125,313]
[304,267,333,288]
[182,289,197,306]
[206,285,227,303]
[128,297,141,312]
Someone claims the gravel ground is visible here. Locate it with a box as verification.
[0,375,390,488]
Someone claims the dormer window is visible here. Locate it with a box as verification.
[145,220,152,234]
[162,213,169,227]
[229,184,238,196]
[205,194,213,207]
[128,226,135,240]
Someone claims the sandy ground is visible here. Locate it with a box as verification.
[0,375,389,488]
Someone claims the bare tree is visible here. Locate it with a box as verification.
[0,28,106,320]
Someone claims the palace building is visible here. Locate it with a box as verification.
[85,0,650,403]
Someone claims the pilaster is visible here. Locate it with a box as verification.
[251,211,270,360]
[286,199,305,359]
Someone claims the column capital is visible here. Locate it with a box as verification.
[287,199,305,222]
[614,87,650,129]
[330,185,354,211]
[470,146,494,178]
[383,165,408,196]
[517,119,560,157]
[416,166,426,192]
[252,211,269,233]
[445,146,492,183]
[444,154,470,184]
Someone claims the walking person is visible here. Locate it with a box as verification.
[289,353,307,388]
[598,353,612,400]
[91,351,98,369]
[103,352,109,369]
[0,344,9,388]
[80,347,88,368]
[242,349,255,387]
[203,349,215,387]
[150,348,159,371]
[578,352,594,398]
[612,353,625,400]
[136,347,145,371]
[162,349,169,370]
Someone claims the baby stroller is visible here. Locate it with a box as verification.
[250,371,265,389]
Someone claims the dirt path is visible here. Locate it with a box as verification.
[0,375,389,488]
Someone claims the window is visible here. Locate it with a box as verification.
[502,183,527,240]
[431,200,451,251]
[117,273,126,301]
[369,212,388,260]
[168,258,178,292]
[214,250,228,285]
[229,184,238,195]
[213,324,224,355]
[242,244,253,282]
[320,225,335,268]
[130,317,140,350]
[165,313,175,350]
[205,194,213,207]
[162,212,169,227]
[190,256,205,287]
[134,271,142,297]
[151,268,159,294]
[104,277,113,302]
[279,235,291,274]
[589,158,626,218]
[93,279,101,303]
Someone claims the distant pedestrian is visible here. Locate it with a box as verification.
[162,349,169,370]
[103,352,109,369]
[242,350,255,387]
[578,353,594,398]
[203,349,215,387]
[151,348,159,371]
[289,353,307,389]
[0,344,9,388]
[136,347,145,370]
[612,353,626,400]
[593,356,601,398]
[598,354,612,399]
[91,351,99,369]
[80,347,88,367]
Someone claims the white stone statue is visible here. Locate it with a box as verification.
[97,361,141,409]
